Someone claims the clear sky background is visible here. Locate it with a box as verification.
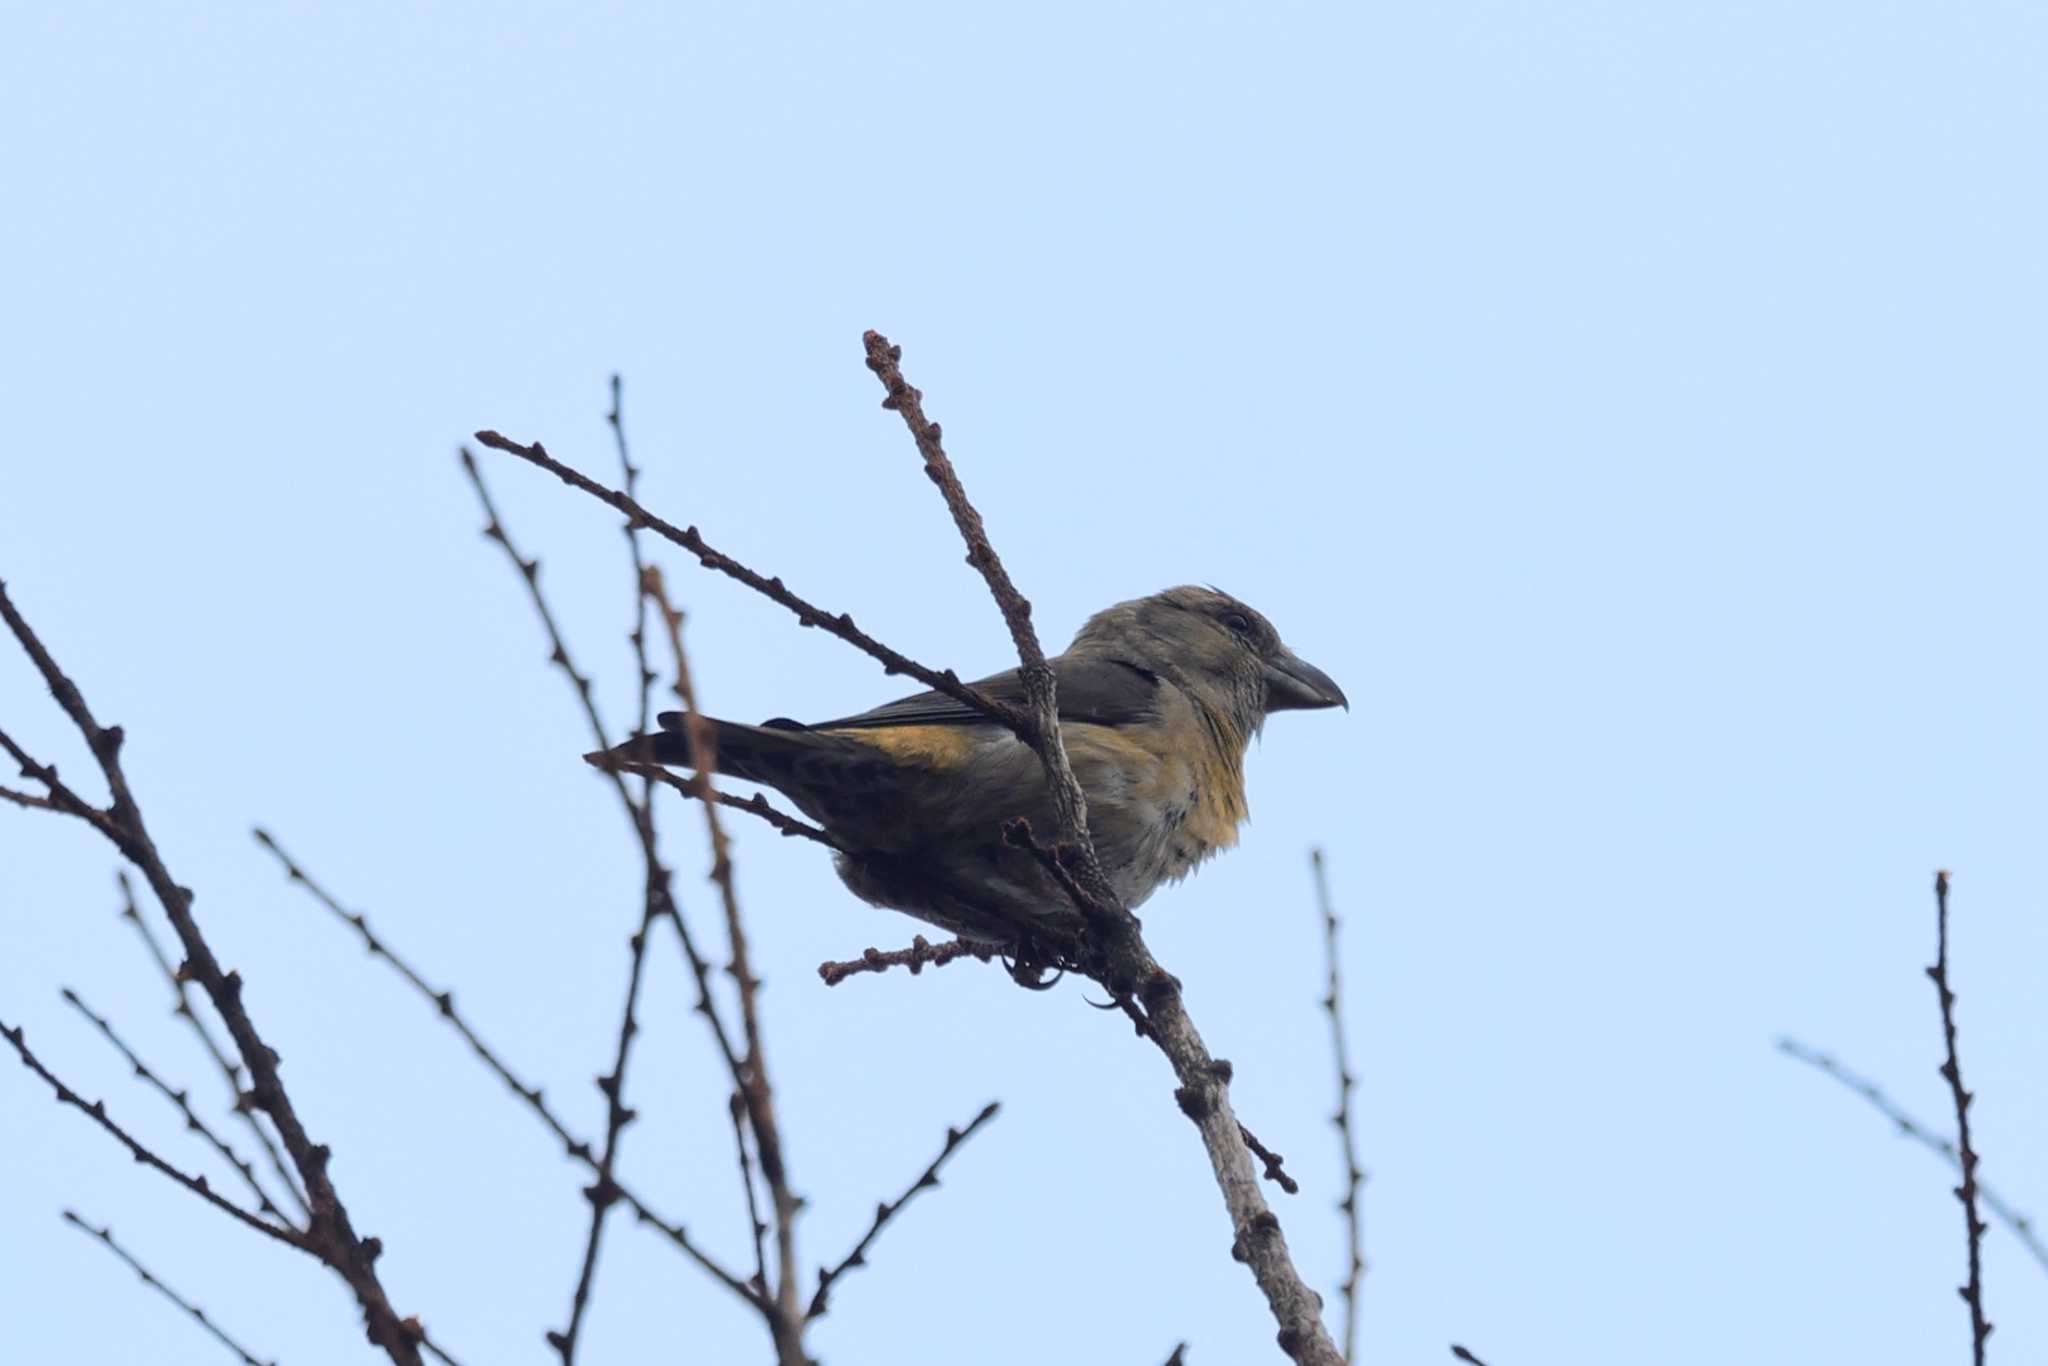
[3,3,2043,1363]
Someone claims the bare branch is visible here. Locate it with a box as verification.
[0,782,61,811]
[817,935,999,986]
[1775,1037,2045,1273]
[113,871,309,1218]
[643,566,805,1341]
[62,1211,276,1366]
[606,761,839,849]
[1237,1122,1301,1195]
[1450,1347,1492,1365]
[1312,849,1365,1357]
[1929,870,1992,1362]
[60,988,291,1224]
[457,448,772,1358]
[0,579,424,1364]
[610,375,658,746]
[806,1101,1001,1321]
[858,332,1343,1364]
[469,429,1020,728]
[2,1017,303,1252]
[251,827,758,1305]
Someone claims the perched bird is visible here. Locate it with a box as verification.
[595,586,1346,942]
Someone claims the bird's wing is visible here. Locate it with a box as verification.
[779,656,1162,732]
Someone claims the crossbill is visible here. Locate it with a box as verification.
[599,586,1346,942]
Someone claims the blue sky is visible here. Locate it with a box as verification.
[3,3,2043,1362]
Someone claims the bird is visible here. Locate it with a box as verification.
[593,586,1346,943]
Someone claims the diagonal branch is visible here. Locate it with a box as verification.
[63,1211,277,1366]
[470,429,1022,728]
[643,565,805,1340]
[858,331,1343,1364]
[1312,849,1366,1357]
[1928,870,1992,1362]
[252,827,758,1305]
[1775,1037,2045,1273]
[0,578,426,1364]
[458,445,795,1358]
[3,1018,304,1252]
[113,871,309,1219]
[60,988,292,1224]
[806,1101,1001,1321]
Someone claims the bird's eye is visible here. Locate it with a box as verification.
[1221,612,1252,634]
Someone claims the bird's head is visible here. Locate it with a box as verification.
[1069,586,1348,740]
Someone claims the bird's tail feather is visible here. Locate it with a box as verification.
[588,712,849,793]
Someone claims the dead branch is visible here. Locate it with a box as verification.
[62,1211,276,1366]
[806,1100,1002,1321]
[1775,1037,2045,1273]
[0,579,427,1364]
[1311,849,1365,1356]
[1928,870,1991,1362]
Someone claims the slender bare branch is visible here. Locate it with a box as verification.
[817,935,999,987]
[60,988,291,1224]
[858,331,1343,1364]
[112,872,309,1218]
[1312,849,1365,1357]
[806,1101,1001,1321]
[458,447,763,1358]
[643,566,805,1344]
[0,579,424,1364]
[470,429,1022,728]
[1929,870,1992,1362]
[62,1211,276,1366]
[610,375,658,746]
[251,827,757,1304]
[1450,1347,1491,1365]
[0,782,60,811]
[2,1017,303,1252]
[1775,1037,2045,1273]
[606,761,839,848]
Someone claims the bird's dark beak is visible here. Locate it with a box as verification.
[1263,649,1348,713]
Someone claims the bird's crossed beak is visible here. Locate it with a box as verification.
[1263,649,1348,712]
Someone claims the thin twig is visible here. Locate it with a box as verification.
[610,376,657,747]
[0,783,60,811]
[470,430,1022,729]
[806,1101,1001,1321]
[1450,1347,1491,1365]
[60,988,291,1224]
[1238,1123,1301,1195]
[1312,849,1365,1357]
[0,580,424,1364]
[817,935,999,986]
[858,331,1342,1364]
[1929,870,1992,1362]
[458,448,763,1359]
[62,1211,276,1366]
[251,828,757,1304]
[1775,1038,2045,1273]
[1163,1346,1189,1366]
[643,567,805,1343]
[113,871,310,1219]
[608,761,839,849]
[2,1017,304,1252]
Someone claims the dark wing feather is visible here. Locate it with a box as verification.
[799,656,1161,731]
